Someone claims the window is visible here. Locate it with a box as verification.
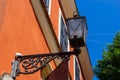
[75,58,80,80]
[43,0,51,15]
[59,13,68,52]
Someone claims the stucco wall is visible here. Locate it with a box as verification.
[0,0,49,80]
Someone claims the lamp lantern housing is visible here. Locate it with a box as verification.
[66,16,88,48]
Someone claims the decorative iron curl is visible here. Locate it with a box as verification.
[11,50,80,78]
[17,55,58,75]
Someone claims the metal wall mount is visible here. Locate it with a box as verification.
[11,49,80,79]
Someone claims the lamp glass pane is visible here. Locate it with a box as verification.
[66,17,87,39]
[83,21,88,41]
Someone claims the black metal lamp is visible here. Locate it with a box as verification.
[66,16,87,48]
[11,16,88,80]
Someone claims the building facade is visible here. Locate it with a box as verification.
[0,0,93,80]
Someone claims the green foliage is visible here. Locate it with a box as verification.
[94,32,120,80]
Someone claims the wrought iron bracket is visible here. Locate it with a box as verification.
[11,49,80,79]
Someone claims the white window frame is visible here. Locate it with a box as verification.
[74,56,81,80]
[58,8,69,51]
[48,0,51,15]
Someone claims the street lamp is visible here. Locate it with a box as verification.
[11,16,87,80]
[66,16,87,48]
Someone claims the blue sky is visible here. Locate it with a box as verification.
[76,0,120,80]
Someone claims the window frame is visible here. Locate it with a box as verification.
[58,8,69,52]
[43,0,52,15]
[74,56,81,80]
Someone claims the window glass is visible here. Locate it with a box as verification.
[43,0,51,14]
[60,16,68,52]
[75,58,80,80]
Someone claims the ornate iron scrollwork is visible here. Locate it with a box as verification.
[11,49,80,79]
[18,54,59,74]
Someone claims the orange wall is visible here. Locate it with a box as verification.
[49,0,60,38]
[69,56,74,80]
[0,0,50,80]
[80,71,85,80]
[0,0,85,80]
